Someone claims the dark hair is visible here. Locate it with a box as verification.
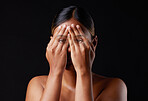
[51,6,95,39]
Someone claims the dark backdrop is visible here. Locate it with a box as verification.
[1,0,147,101]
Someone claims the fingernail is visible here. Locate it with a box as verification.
[59,26,61,29]
[71,24,74,27]
[67,26,71,30]
[67,26,70,29]
[76,25,80,28]
[63,24,66,28]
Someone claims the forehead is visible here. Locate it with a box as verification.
[53,18,91,41]
[60,18,82,27]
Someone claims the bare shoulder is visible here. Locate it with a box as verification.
[92,72,127,101]
[107,77,127,88]
[28,75,47,86]
[104,77,127,96]
[92,72,127,89]
[25,75,48,101]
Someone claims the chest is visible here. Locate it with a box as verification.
[59,89,75,101]
[59,95,75,101]
[59,85,103,101]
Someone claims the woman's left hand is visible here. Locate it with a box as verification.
[68,24,96,74]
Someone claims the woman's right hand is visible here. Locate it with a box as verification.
[46,25,69,75]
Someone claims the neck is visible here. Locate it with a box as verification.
[62,65,76,92]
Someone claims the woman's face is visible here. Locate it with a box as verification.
[52,18,95,68]
[53,18,92,53]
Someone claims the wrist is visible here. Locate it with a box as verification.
[76,68,91,77]
[49,70,64,77]
[49,65,65,75]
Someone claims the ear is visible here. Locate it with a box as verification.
[91,35,98,51]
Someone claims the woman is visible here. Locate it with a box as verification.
[25,6,127,101]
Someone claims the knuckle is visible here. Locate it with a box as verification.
[77,25,80,29]
[73,51,77,56]
[56,36,60,41]
[62,49,67,53]
[87,46,90,50]
[46,45,50,51]
[70,43,74,47]
[45,52,48,58]
[47,43,50,48]
[46,47,48,51]
[50,48,55,53]
[63,45,68,50]
[81,47,86,52]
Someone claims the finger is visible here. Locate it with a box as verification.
[68,33,75,51]
[54,25,62,37]
[68,26,75,41]
[55,25,67,44]
[63,26,69,36]
[62,39,68,52]
[91,36,98,51]
[50,39,59,50]
[71,24,80,36]
[59,24,67,35]
[56,25,69,53]
[46,39,59,53]
[47,36,55,47]
[76,25,90,49]
[54,25,68,44]
[68,26,78,48]
[49,26,62,46]
[56,41,64,53]
[79,41,86,51]
[76,25,84,35]
[89,41,95,52]
[71,24,83,48]
[94,35,98,50]
[59,26,69,43]
[60,26,69,52]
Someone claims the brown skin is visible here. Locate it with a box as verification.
[25,18,127,101]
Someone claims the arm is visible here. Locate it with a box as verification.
[25,25,69,101]
[40,73,63,101]
[40,25,68,101]
[68,24,127,101]
[67,24,97,101]
[25,73,63,101]
[25,77,44,101]
[75,71,94,101]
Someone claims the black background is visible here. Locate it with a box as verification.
[1,0,147,101]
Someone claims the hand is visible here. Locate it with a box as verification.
[68,24,96,73]
[46,25,69,75]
